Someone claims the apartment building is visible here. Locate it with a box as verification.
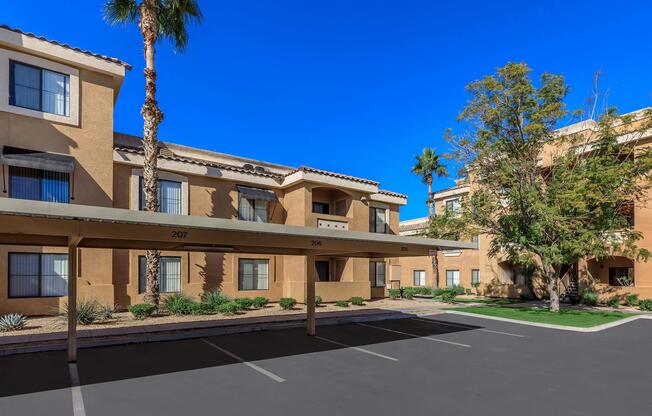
[0,25,407,315]
[398,114,652,301]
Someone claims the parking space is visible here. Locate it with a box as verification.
[1,314,651,416]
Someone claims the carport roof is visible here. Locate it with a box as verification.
[0,199,475,257]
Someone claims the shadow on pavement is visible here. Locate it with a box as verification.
[0,317,478,397]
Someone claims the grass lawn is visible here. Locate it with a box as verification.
[449,298,519,305]
[450,306,635,327]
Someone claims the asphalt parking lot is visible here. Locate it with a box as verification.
[1,313,651,416]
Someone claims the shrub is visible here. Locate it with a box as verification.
[279,298,297,310]
[234,297,254,310]
[412,287,430,296]
[453,285,466,296]
[625,294,639,307]
[97,304,116,321]
[349,296,365,306]
[252,297,269,308]
[465,288,473,296]
[402,287,416,299]
[579,290,598,306]
[189,302,214,315]
[202,291,230,310]
[218,301,241,315]
[606,296,621,308]
[639,299,652,311]
[63,299,102,325]
[335,300,350,307]
[0,313,27,332]
[388,289,401,299]
[128,303,156,320]
[433,288,446,297]
[163,293,196,315]
[304,295,323,307]
[441,289,457,303]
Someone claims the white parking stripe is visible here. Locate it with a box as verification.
[68,363,86,416]
[201,338,286,383]
[315,336,399,361]
[414,317,525,338]
[357,323,471,348]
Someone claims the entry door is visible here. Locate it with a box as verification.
[316,261,330,282]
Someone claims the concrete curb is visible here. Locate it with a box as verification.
[0,309,419,356]
[444,310,652,332]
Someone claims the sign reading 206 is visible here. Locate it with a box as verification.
[172,230,188,239]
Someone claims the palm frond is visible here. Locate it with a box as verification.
[158,0,204,52]
[102,0,139,25]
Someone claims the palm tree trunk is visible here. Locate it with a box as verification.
[431,251,439,289]
[139,0,164,309]
[427,177,434,217]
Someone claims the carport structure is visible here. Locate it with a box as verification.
[0,198,475,362]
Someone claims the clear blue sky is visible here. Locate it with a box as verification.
[3,1,652,219]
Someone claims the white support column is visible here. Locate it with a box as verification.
[306,253,316,336]
[67,237,81,363]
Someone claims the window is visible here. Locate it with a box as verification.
[369,207,388,233]
[446,270,460,287]
[370,261,386,287]
[413,270,426,286]
[238,259,269,290]
[471,269,480,285]
[609,267,634,287]
[444,198,461,215]
[10,61,70,116]
[9,166,69,203]
[312,202,329,214]
[8,253,68,298]
[316,260,330,282]
[138,256,181,293]
[238,194,268,222]
[139,178,182,214]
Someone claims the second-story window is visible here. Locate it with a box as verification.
[10,61,70,117]
[312,202,329,214]
[369,207,388,233]
[139,178,182,214]
[444,198,461,216]
[9,166,69,203]
[236,186,278,223]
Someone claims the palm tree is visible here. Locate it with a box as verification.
[411,147,448,288]
[104,0,203,308]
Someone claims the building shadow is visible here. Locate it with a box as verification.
[0,315,479,397]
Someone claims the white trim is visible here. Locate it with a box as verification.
[0,47,80,125]
[434,186,470,200]
[129,168,189,215]
[370,192,407,205]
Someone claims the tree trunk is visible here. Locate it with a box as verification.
[431,251,439,289]
[546,266,560,312]
[139,1,164,309]
[427,176,434,217]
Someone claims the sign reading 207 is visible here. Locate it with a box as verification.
[172,231,188,239]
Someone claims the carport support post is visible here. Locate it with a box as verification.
[67,237,81,363]
[306,253,316,336]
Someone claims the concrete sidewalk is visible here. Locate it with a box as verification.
[0,306,445,356]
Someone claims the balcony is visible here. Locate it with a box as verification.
[316,216,349,230]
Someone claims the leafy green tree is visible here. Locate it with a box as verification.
[411,148,449,288]
[103,0,203,308]
[447,62,652,311]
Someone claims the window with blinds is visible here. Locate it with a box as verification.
[238,259,269,290]
[10,61,70,116]
[238,194,268,222]
[413,270,426,286]
[139,178,182,214]
[369,207,388,233]
[9,166,69,203]
[9,253,68,298]
[446,270,460,287]
[138,256,181,293]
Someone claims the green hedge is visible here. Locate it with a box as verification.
[279,298,297,310]
[128,303,156,320]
